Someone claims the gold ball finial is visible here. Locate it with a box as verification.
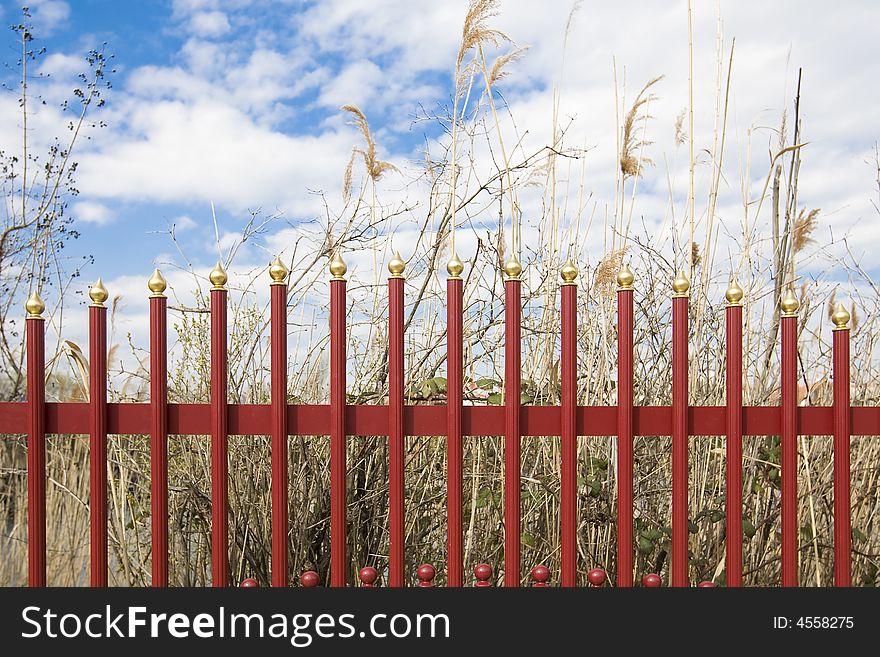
[388,251,405,278]
[780,286,799,317]
[725,278,744,306]
[616,263,634,290]
[89,278,109,307]
[329,252,347,280]
[503,255,522,280]
[25,290,45,319]
[831,302,851,330]
[560,260,578,285]
[269,256,288,284]
[209,261,228,289]
[672,270,690,297]
[148,268,167,297]
[447,251,464,279]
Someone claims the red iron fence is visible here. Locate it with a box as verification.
[0,253,866,587]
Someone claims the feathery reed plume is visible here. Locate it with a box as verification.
[691,241,702,267]
[793,207,820,253]
[341,104,400,202]
[457,0,510,87]
[674,108,687,145]
[487,46,529,86]
[593,247,628,294]
[851,301,859,330]
[620,75,664,178]
[827,289,837,321]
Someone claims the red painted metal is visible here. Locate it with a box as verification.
[301,571,319,588]
[329,276,348,587]
[240,578,259,588]
[89,304,108,587]
[780,315,798,586]
[359,566,378,587]
[642,573,662,587]
[149,293,169,587]
[832,325,852,586]
[587,568,607,587]
[616,287,634,587]
[560,282,577,587]
[6,402,880,438]
[446,277,464,587]
[26,316,46,587]
[671,294,689,587]
[417,564,436,587]
[388,275,405,587]
[530,565,550,587]
[474,563,492,587]
[725,303,743,587]
[697,581,717,588]
[270,280,289,587]
[504,278,521,587]
[210,287,229,587]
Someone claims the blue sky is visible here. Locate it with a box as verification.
[3,0,879,365]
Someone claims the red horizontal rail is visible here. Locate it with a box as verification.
[0,402,873,437]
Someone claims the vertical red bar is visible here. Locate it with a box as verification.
[560,262,577,587]
[671,272,689,587]
[88,280,109,587]
[616,265,635,588]
[209,263,229,587]
[149,271,169,587]
[780,287,799,587]
[503,259,522,587]
[388,253,405,587]
[446,255,464,587]
[724,281,744,587]
[831,304,852,587]
[26,292,46,587]
[270,258,289,587]
[329,253,348,587]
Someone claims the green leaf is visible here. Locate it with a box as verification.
[487,393,502,405]
[709,510,725,523]
[660,526,672,538]
[742,519,757,538]
[688,521,698,534]
[589,457,609,471]
[641,528,663,542]
[476,487,492,508]
[475,378,499,390]
[638,536,654,554]
[853,528,868,544]
[521,533,535,548]
[588,480,601,497]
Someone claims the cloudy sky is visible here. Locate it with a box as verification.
[2,0,879,358]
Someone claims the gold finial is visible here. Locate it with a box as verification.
[269,256,288,284]
[616,263,634,290]
[148,268,167,297]
[831,302,851,330]
[209,261,228,289]
[780,286,799,317]
[672,270,690,297]
[447,251,464,279]
[25,290,45,319]
[89,278,108,307]
[560,260,578,285]
[725,278,744,306]
[503,255,522,280]
[388,251,405,278]
[329,252,347,280]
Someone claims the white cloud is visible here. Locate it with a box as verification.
[189,11,231,38]
[172,215,198,232]
[72,201,114,226]
[28,0,71,36]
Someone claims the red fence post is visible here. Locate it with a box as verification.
[503,257,522,587]
[89,279,109,587]
[725,279,744,587]
[270,257,290,587]
[148,270,169,587]
[388,252,406,587]
[780,286,799,587]
[329,253,348,587]
[616,263,635,587]
[560,261,577,587]
[26,291,47,587]
[831,303,852,587]
[671,271,690,587]
[446,254,464,587]
[209,262,229,587]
